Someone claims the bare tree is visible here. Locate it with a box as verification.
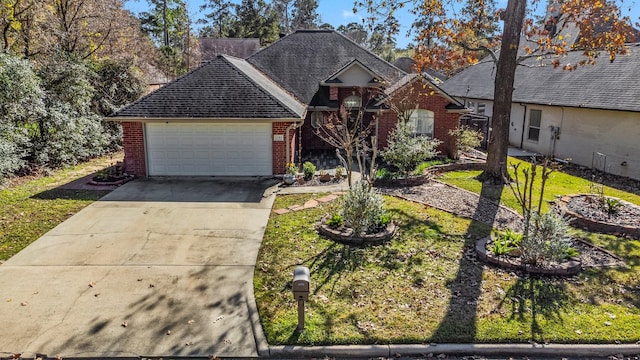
[314,92,379,187]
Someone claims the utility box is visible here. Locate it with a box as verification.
[292,266,310,301]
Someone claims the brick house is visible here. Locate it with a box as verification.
[110,30,468,176]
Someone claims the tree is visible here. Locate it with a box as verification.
[272,0,293,33]
[360,0,636,183]
[314,90,379,187]
[291,0,319,30]
[198,0,235,37]
[382,122,441,177]
[337,22,368,46]
[232,0,280,46]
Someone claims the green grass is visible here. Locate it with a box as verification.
[438,157,640,214]
[255,193,640,345]
[0,154,121,260]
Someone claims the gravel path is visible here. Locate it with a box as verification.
[379,181,524,231]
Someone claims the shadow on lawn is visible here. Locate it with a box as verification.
[500,277,570,342]
[306,242,367,296]
[431,181,503,342]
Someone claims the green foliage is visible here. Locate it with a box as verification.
[449,125,484,157]
[382,122,441,177]
[521,212,574,267]
[376,167,397,180]
[604,197,622,215]
[334,165,345,178]
[491,228,522,256]
[302,161,316,180]
[340,181,388,234]
[0,53,43,177]
[413,158,452,174]
[326,213,344,228]
[231,0,280,46]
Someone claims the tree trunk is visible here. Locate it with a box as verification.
[479,0,527,184]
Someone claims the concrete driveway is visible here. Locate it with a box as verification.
[0,177,278,358]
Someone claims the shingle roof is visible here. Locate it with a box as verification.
[198,38,261,60]
[110,55,306,119]
[441,43,640,113]
[247,30,406,103]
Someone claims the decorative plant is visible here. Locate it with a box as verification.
[491,229,522,256]
[449,125,484,159]
[334,165,345,179]
[604,197,622,215]
[302,161,316,180]
[505,158,578,267]
[326,213,344,228]
[340,181,389,235]
[381,122,441,178]
[285,162,297,175]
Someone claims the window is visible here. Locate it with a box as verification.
[310,111,323,128]
[343,95,362,124]
[527,109,542,141]
[409,109,434,137]
[477,103,486,115]
[343,95,362,109]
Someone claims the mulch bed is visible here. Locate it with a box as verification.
[565,195,640,228]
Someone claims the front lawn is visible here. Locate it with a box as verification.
[0,154,121,260]
[255,192,640,345]
[438,157,640,214]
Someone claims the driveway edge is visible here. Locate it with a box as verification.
[267,343,640,358]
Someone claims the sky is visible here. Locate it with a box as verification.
[123,0,640,49]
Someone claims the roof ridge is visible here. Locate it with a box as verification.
[332,30,408,77]
[220,55,305,118]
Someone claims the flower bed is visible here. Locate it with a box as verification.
[557,194,640,238]
[317,215,396,245]
[475,236,582,276]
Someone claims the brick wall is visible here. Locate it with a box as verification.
[300,84,459,158]
[381,81,460,158]
[121,122,146,176]
[272,122,295,174]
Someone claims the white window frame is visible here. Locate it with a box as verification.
[528,109,542,142]
[310,111,323,128]
[408,109,434,137]
[343,95,362,109]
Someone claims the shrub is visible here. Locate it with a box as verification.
[341,181,389,234]
[520,212,573,267]
[382,122,441,177]
[326,213,344,228]
[604,197,622,215]
[286,162,297,175]
[449,126,484,157]
[491,228,523,256]
[334,165,345,179]
[302,161,316,180]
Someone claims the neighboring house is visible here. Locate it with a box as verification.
[198,37,261,61]
[110,30,468,177]
[392,56,448,83]
[441,43,640,181]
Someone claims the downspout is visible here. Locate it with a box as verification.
[519,103,527,148]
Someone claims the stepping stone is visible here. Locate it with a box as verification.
[317,196,334,203]
[303,199,318,209]
[273,208,290,215]
[289,205,305,211]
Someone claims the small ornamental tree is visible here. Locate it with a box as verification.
[506,158,576,267]
[449,125,484,159]
[382,122,441,178]
[314,89,379,187]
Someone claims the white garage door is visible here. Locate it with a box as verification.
[145,123,273,176]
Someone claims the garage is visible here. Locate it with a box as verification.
[145,123,273,176]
